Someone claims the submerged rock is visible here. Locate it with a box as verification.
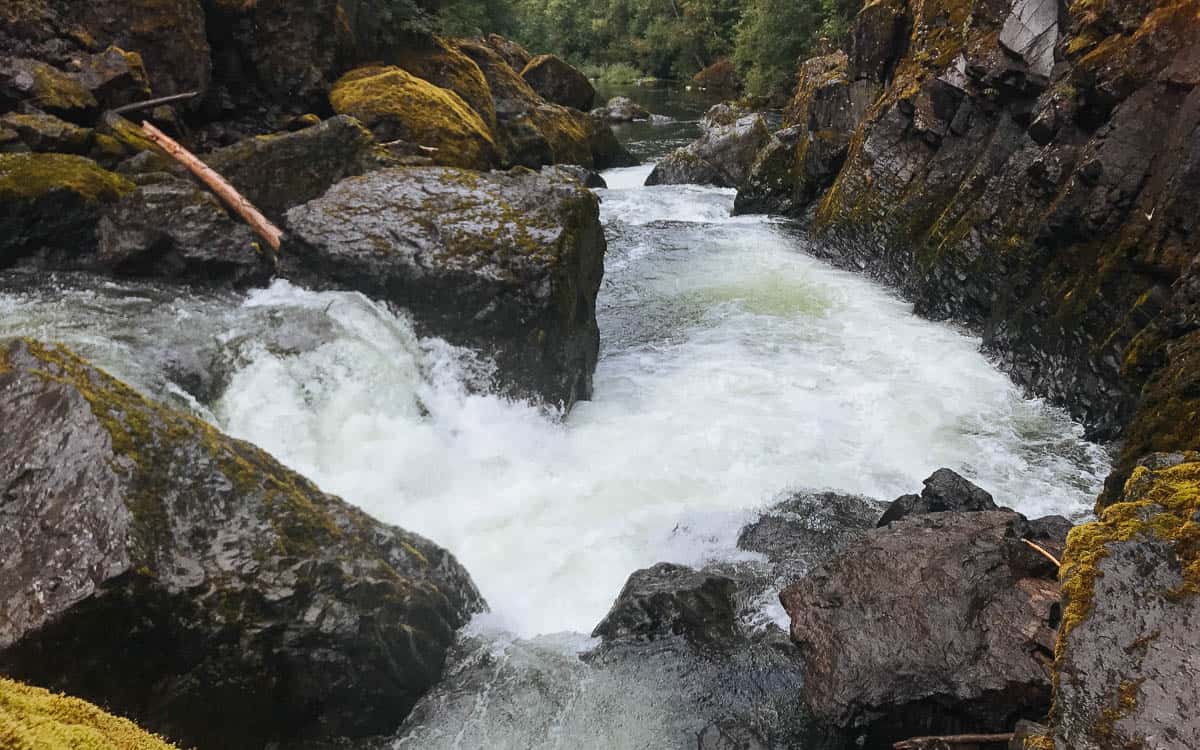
[282,166,606,410]
[645,107,770,189]
[0,339,484,750]
[779,472,1063,746]
[591,96,650,123]
[520,54,596,111]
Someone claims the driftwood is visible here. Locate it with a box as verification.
[1021,538,1062,569]
[110,91,199,115]
[893,732,1015,749]
[140,121,283,252]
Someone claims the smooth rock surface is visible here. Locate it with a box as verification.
[646,110,770,188]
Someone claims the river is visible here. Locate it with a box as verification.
[0,84,1110,747]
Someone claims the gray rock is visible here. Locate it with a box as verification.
[282,166,606,410]
[645,113,770,188]
[877,467,998,525]
[0,339,484,750]
[591,96,650,123]
[999,0,1058,79]
[541,163,607,188]
[591,563,738,647]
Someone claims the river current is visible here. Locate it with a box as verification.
[0,86,1110,746]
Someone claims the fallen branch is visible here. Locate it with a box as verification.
[893,732,1014,749]
[111,91,199,116]
[140,121,282,252]
[1021,538,1062,568]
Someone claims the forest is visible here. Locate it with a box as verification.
[437,0,858,95]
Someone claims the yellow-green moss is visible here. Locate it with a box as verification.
[393,35,498,133]
[0,153,133,203]
[28,62,97,113]
[330,65,499,171]
[528,105,592,166]
[0,677,179,750]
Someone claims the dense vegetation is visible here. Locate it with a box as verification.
[437,0,858,96]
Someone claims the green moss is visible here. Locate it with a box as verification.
[28,62,97,113]
[529,105,593,166]
[393,35,498,133]
[0,153,133,203]
[0,677,179,750]
[330,65,499,170]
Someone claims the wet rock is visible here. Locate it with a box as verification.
[330,65,499,171]
[0,152,133,269]
[587,115,640,168]
[95,177,271,286]
[591,563,738,647]
[876,467,998,525]
[541,163,607,188]
[646,112,770,188]
[780,505,1062,745]
[203,115,398,223]
[1052,452,1200,750]
[591,96,650,123]
[520,54,596,111]
[282,167,606,410]
[0,339,484,750]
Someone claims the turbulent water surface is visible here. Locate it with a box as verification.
[0,85,1111,746]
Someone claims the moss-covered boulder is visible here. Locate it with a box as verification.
[394,35,499,134]
[203,115,399,223]
[484,33,532,72]
[330,65,499,171]
[646,107,770,188]
[0,677,179,750]
[521,53,596,111]
[0,153,133,269]
[0,112,94,154]
[282,166,606,410]
[0,338,484,750]
[1053,452,1200,749]
[73,45,152,109]
[0,57,97,120]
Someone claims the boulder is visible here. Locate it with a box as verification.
[0,677,178,750]
[645,112,770,188]
[541,163,607,188]
[1052,452,1200,749]
[0,339,484,750]
[0,152,133,269]
[282,167,606,410]
[330,65,499,171]
[692,58,740,91]
[393,35,499,133]
[203,115,398,223]
[876,467,998,525]
[521,54,596,111]
[484,33,533,72]
[590,96,650,123]
[0,57,97,120]
[71,45,152,109]
[779,505,1062,745]
[587,113,640,168]
[591,563,738,647]
[0,112,93,154]
[95,177,271,286]
[998,0,1058,80]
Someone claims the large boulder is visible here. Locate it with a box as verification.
[0,57,98,120]
[0,677,179,750]
[645,109,770,188]
[876,466,998,525]
[282,166,606,410]
[591,563,738,647]
[779,476,1064,745]
[591,96,650,123]
[393,35,499,134]
[0,339,484,750]
[520,54,596,111]
[1051,452,1200,749]
[330,65,500,171]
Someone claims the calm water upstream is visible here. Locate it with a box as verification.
[0,83,1110,746]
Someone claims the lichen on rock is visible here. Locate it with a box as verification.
[0,677,179,750]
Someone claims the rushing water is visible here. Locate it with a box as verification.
[0,86,1111,744]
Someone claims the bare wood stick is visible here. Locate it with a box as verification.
[140,121,282,252]
[1022,538,1062,568]
[111,91,199,115]
[893,732,1014,749]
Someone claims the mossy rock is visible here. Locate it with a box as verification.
[330,65,499,171]
[520,53,596,111]
[0,58,97,121]
[529,104,593,167]
[0,153,133,267]
[0,112,94,155]
[0,338,484,750]
[393,35,498,134]
[0,677,179,750]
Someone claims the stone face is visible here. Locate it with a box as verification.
[520,54,596,111]
[0,339,484,750]
[780,509,1062,745]
[645,110,770,188]
[282,167,606,410]
[998,0,1058,79]
[591,563,738,646]
[1054,452,1200,750]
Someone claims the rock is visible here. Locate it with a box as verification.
[1052,452,1200,749]
[282,167,606,410]
[645,112,770,188]
[330,65,499,171]
[485,33,533,72]
[203,115,398,223]
[849,0,908,82]
[393,35,498,134]
[0,153,133,269]
[780,508,1062,745]
[0,677,178,750]
[0,339,484,750]
[0,57,97,120]
[692,58,740,91]
[0,112,93,154]
[591,563,738,647]
[71,45,152,109]
[520,54,596,111]
[876,467,998,525]
[999,0,1058,80]
[587,114,640,168]
[700,102,754,130]
[95,177,271,286]
[1010,719,1054,750]
[590,96,650,123]
[541,163,607,188]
